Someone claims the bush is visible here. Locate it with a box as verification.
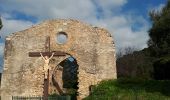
[84,78,170,100]
[153,56,170,80]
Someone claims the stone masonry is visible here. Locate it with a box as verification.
[0,19,117,100]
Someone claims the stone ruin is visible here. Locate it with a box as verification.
[0,19,117,100]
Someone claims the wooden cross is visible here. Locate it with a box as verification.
[28,36,66,100]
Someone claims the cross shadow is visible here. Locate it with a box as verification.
[52,74,64,95]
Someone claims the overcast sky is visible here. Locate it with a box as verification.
[0,0,168,72]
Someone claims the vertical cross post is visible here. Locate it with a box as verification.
[43,70,49,100]
[43,36,50,100]
[45,36,50,52]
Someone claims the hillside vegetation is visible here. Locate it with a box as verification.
[84,78,170,100]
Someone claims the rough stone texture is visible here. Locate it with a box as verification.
[0,19,117,99]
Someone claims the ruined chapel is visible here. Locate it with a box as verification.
[0,19,117,99]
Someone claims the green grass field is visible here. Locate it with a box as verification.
[84,78,170,100]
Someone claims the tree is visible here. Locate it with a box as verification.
[116,47,154,79]
[148,0,170,80]
[116,46,137,59]
[148,0,170,57]
[0,18,2,30]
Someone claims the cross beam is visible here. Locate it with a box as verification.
[29,51,66,57]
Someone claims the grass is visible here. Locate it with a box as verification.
[84,78,170,100]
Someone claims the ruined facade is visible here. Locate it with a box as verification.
[0,19,117,99]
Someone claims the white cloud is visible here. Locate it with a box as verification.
[0,0,150,51]
[87,15,149,49]
[153,4,165,12]
[94,0,127,9]
[0,15,34,38]
[148,3,165,14]
[0,0,96,20]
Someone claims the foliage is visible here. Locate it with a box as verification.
[148,0,170,57]
[147,0,170,80]
[116,49,155,79]
[116,46,138,59]
[0,18,2,30]
[153,56,170,80]
[84,78,170,100]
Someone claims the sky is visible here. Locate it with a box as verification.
[0,0,168,72]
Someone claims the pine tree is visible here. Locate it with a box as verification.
[148,0,170,57]
[0,18,2,30]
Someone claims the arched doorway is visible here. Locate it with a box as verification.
[52,56,79,99]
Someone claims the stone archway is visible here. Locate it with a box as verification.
[51,56,79,99]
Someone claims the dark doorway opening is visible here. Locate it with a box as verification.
[52,56,78,100]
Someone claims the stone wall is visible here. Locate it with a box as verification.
[0,19,117,100]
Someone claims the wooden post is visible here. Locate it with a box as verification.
[43,70,49,100]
